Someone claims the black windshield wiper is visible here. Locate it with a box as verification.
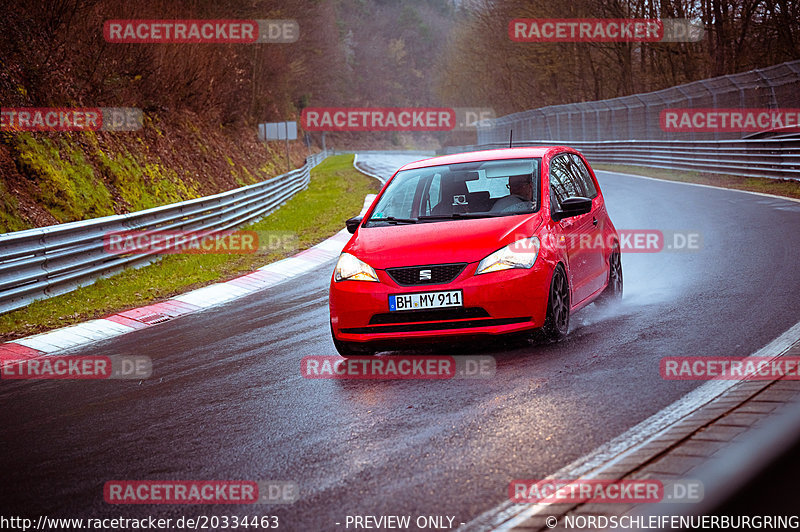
[418,212,511,220]
[369,216,418,224]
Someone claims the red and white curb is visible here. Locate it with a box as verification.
[0,194,375,363]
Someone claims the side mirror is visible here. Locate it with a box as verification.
[345,216,363,234]
[553,197,592,221]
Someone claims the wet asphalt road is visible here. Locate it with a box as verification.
[1,153,800,531]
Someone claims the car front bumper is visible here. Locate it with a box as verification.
[329,261,552,345]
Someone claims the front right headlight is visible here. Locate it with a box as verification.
[334,252,379,282]
[475,236,540,275]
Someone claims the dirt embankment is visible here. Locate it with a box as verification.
[0,112,315,233]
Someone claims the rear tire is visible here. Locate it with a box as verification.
[537,265,570,342]
[331,322,374,357]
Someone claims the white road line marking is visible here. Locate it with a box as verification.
[455,319,800,532]
[360,194,377,215]
[12,316,137,354]
[15,333,79,353]
[173,284,243,307]
[80,319,134,337]
[63,323,117,341]
[316,238,347,253]
[353,154,388,183]
[596,170,800,204]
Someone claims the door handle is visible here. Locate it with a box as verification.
[592,217,598,226]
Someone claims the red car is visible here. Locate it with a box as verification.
[329,147,622,356]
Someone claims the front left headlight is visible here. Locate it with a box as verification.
[334,252,379,282]
[475,236,540,275]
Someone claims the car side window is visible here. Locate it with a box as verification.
[549,154,583,210]
[569,154,597,199]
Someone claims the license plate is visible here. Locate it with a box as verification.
[389,290,463,311]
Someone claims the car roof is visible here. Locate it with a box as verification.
[398,147,567,171]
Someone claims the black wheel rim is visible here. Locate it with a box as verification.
[551,269,569,332]
[610,251,623,295]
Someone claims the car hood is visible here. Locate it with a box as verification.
[345,213,545,269]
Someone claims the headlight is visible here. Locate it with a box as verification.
[475,237,540,275]
[334,252,379,282]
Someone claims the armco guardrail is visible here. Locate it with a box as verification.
[476,60,800,143]
[441,138,800,180]
[0,150,328,315]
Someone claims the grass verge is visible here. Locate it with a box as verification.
[592,163,800,200]
[0,154,379,342]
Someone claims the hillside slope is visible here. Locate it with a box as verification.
[0,114,311,233]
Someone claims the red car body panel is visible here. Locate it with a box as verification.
[348,214,545,269]
[329,147,618,347]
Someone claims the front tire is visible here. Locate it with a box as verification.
[538,265,570,342]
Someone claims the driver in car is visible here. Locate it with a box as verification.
[492,174,534,212]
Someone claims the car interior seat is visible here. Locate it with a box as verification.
[465,191,490,213]
[431,176,470,215]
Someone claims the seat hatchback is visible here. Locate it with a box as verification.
[329,147,621,356]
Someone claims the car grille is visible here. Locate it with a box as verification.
[386,263,467,286]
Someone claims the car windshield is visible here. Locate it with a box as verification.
[366,158,540,226]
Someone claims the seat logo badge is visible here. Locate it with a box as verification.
[419,269,432,280]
